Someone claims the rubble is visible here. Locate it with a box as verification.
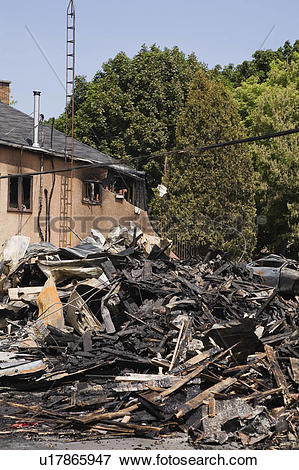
[0,228,298,449]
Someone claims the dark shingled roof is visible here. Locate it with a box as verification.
[0,101,143,178]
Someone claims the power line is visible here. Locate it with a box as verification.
[25,25,65,91]
[0,127,298,180]
[127,127,299,164]
[258,25,276,50]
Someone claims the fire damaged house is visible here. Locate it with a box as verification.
[0,82,155,247]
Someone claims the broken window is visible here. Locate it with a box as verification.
[8,175,33,212]
[82,180,102,205]
[103,175,135,205]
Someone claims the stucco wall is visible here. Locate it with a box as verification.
[0,145,156,247]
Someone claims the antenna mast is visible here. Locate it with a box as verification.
[59,0,75,247]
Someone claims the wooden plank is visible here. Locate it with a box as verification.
[208,397,215,418]
[0,359,46,378]
[91,424,134,434]
[108,421,162,433]
[137,393,169,421]
[43,360,115,381]
[112,382,152,392]
[171,348,219,375]
[0,399,39,412]
[8,286,43,300]
[113,374,201,392]
[159,346,233,399]
[101,347,152,364]
[243,387,283,402]
[0,399,69,422]
[115,373,168,382]
[101,301,115,334]
[91,421,163,434]
[159,364,205,399]
[255,289,277,318]
[290,357,299,384]
[175,377,237,419]
[69,404,139,425]
[168,320,187,372]
[151,357,170,368]
[265,344,291,405]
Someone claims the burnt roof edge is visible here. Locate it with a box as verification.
[0,139,145,179]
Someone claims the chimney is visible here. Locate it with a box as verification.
[32,90,41,148]
[0,80,11,104]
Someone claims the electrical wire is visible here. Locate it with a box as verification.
[127,127,299,165]
[0,127,297,180]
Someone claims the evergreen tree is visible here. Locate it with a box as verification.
[151,69,257,259]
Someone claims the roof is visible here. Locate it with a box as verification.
[0,101,143,179]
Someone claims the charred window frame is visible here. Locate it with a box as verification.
[102,174,135,205]
[113,177,135,204]
[82,180,103,205]
[7,175,33,212]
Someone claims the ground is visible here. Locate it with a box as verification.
[0,434,194,450]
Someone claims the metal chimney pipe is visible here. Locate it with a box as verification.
[32,90,41,148]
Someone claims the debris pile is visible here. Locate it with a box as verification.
[0,229,298,449]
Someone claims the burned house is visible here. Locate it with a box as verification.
[0,83,155,246]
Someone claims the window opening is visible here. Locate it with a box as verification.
[9,176,19,209]
[8,175,32,212]
[83,180,102,205]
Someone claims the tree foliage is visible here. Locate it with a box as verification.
[234,55,299,256]
[151,70,257,259]
[55,45,201,187]
[212,40,299,88]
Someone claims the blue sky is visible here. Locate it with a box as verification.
[1,0,298,119]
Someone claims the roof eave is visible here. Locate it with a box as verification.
[0,139,144,179]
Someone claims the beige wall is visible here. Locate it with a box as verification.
[0,145,156,247]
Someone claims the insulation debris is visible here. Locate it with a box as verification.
[35,278,65,336]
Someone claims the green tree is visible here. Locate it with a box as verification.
[55,45,201,188]
[73,75,89,112]
[151,70,257,259]
[212,40,299,88]
[234,56,299,256]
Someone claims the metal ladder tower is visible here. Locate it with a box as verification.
[59,0,75,247]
